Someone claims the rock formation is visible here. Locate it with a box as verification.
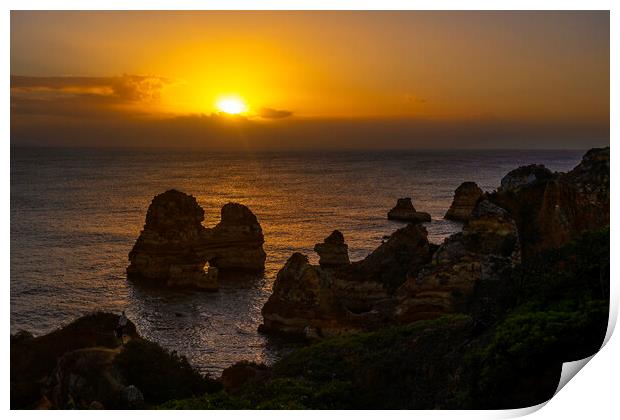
[10,312,221,409]
[498,164,554,193]
[127,190,265,290]
[202,203,267,271]
[488,147,609,256]
[10,313,139,409]
[395,199,521,323]
[260,147,609,339]
[260,225,433,337]
[444,182,483,221]
[387,198,431,223]
[313,230,350,267]
[47,347,133,409]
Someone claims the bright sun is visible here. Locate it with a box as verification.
[216,96,248,115]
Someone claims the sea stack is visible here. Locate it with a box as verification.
[202,203,267,271]
[127,190,265,290]
[387,197,431,223]
[444,182,483,221]
[313,230,350,267]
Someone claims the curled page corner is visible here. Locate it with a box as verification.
[554,355,595,396]
[552,305,616,399]
[497,354,599,418]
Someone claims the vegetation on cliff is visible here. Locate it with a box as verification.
[161,227,609,409]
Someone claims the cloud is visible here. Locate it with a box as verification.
[10,74,173,117]
[404,93,427,104]
[257,107,293,119]
[11,74,172,101]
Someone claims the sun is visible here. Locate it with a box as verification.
[216,96,248,115]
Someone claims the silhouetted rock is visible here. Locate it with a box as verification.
[127,190,265,290]
[47,347,126,409]
[260,148,609,340]
[11,312,216,409]
[313,230,350,267]
[10,312,138,409]
[395,200,521,323]
[499,164,554,193]
[488,147,609,256]
[201,203,267,271]
[444,182,483,221]
[260,224,433,337]
[387,197,431,223]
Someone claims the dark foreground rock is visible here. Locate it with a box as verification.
[127,190,265,290]
[387,197,431,223]
[10,312,219,409]
[11,313,137,409]
[444,182,483,221]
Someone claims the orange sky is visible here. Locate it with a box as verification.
[10,11,610,149]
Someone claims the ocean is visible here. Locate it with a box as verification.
[10,148,584,374]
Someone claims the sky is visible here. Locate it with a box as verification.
[10,11,610,150]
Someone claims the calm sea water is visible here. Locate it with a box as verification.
[11,148,583,374]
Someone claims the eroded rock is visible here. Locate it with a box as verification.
[260,224,433,337]
[395,200,521,323]
[127,190,265,290]
[488,147,609,256]
[201,203,267,271]
[313,230,350,267]
[387,198,431,223]
[499,164,554,193]
[444,182,483,221]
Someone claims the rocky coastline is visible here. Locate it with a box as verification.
[11,147,610,409]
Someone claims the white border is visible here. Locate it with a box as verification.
[3,2,617,419]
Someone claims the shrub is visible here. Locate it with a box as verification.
[114,339,221,405]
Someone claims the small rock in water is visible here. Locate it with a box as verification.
[313,230,350,268]
[387,197,431,223]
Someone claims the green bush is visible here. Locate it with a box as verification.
[114,339,221,405]
[458,228,609,408]
[162,228,610,410]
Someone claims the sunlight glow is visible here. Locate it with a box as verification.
[216,96,248,115]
